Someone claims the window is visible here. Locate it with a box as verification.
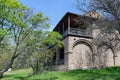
[60,47,64,59]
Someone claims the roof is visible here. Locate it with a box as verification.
[53,12,97,31]
[53,12,78,31]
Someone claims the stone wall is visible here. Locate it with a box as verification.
[51,23,120,71]
[63,36,94,70]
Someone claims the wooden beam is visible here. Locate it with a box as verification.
[62,23,64,33]
[68,17,70,34]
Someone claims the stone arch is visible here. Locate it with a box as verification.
[72,39,95,55]
[71,39,95,69]
[98,44,116,67]
[115,43,120,66]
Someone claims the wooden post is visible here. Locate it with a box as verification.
[58,27,60,34]
[62,23,64,34]
[68,17,70,34]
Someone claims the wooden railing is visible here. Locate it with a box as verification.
[63,28,92,37]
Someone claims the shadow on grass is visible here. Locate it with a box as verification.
[26,77,58,80]
[4,74,27,80]
[27,77,58,80]
[4,74,15,78]
[4,73,58,80]
[14,77,26,80]
[4,73,28,80]
[63,67,120,80]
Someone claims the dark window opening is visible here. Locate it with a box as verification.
[58,47,64,65]
[60,47,64,59]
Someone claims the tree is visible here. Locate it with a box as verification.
[76,0,120,33]
[76,0,120,68]
[25,31,63,77]
[92,26,118,67]
[0,0,27,77]
[0,0,61,78]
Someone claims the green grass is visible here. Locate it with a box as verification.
[1,67,120,80]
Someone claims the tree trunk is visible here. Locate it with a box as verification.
[0,68,8,79]
[0,72,3,79]
[0,55,15,79]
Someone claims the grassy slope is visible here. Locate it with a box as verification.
[1,67,120,80]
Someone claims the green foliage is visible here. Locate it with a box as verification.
[30,13,49,27]
[25,30,63,75]
[0,29,7,36]
[0,0,29,43]
[44,31,63,48]
[0,0,27,24]
[0,0,63,78]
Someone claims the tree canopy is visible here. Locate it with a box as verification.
[0,0,63,78]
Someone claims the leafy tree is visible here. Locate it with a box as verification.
[0,0,27,77]
[0,0,27,43]
[24,31,63,77]
[0,0,63,78]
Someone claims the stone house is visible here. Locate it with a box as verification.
[48,12,120,70]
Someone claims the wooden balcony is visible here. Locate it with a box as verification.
[62,28,92,38]
[53,14,93,38]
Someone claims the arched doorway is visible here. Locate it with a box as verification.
[98,46,114,67]
[71,40,94,69]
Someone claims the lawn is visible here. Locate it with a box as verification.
[1,67,120,80]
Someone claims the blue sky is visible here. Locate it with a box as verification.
[19,0,82,30]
